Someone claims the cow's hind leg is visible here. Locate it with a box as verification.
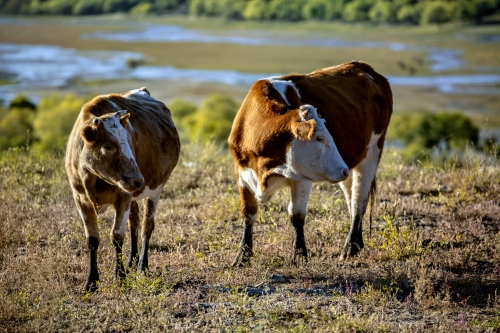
[233,185,258,267]
[138,195,159,272]
[112,194,132,281]
[289,180,312,266]
[340,137,381,260]
[128,200,140,268]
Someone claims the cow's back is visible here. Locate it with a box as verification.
[284,61,393,169]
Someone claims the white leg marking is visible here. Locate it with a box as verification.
[351,133,381,217]
[339,173,353,217]
[113,208,130,238]
[288,180,312,217]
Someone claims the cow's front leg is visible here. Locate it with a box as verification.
[233,185,258,267]
[138,195,159,272]
[112,194,132,281]
[289,180,312,266]
[75,198,100,292]
[128,200,139,268]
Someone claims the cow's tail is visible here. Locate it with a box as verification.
[368,176,377,237]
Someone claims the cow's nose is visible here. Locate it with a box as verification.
[133,177,145,190]
[341,168,350,180]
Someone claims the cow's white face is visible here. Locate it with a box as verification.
[274,105,349,183]
[80,110,145,193]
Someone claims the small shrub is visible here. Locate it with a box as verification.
[343,0,374,22]
[129,2,153,15]
[181,94,239,144]
[243,0,270,20]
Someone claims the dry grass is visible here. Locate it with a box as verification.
[0,144,499,332]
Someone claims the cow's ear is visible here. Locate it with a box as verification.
[119,113,130,128]
[81,125,98,143]
[291,119,316,141]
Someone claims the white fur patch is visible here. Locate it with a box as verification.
[288,181,312,216]
[350,132,381,216]
[133,185,162,201]
[126,88,155,101]
[238,168,288,204]
[103,115,135,160]
[267,78,300,106]
[112,209,130,237]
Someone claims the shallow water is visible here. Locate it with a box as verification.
[85,23,469,72]
[1,43,499,103]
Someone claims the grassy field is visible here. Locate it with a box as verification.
[0,145,499,332]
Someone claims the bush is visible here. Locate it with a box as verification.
[73,0,103,15]
[181,94,239,144]
[460,0,498,24]
[168,98,197,142]
[419,1,455,26]
[130,2,153,14]
[368,0,396,23]
[269,0,306,21]
[9,95,36,111]
[302,0,331,20]
[32,94,87,153]
[387,111,480,162]
[154,0,179,11]
[39,0,74,15]
[220,0,247,19]
[243,0,270,20]
[0,108,35,151]
[396,4,421,24]
[343,0,374,22]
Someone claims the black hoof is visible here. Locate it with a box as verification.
[339,242,363,261]
[232,248,252,267]
[85,280,99,293]
[292,247,308,266]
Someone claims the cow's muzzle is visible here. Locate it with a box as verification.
[119,175,145,193]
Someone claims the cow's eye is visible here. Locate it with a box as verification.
[316,136,325,144]
[104,144,115,151]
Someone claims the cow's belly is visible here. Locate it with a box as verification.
[239,168,289,204]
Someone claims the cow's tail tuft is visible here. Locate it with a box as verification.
[368,176,377,237]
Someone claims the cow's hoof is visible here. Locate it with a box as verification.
[85,280,99,293]
[339,242,362,261]
[232,249,252,267]
[292,247,308,266]
[292,253,308,266]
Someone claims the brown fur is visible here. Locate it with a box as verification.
[228,61,393,264]
[65,87,180,291]
[228,61,392,188]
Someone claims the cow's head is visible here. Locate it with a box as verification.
[80,110,145,193]
[275,105,349,183]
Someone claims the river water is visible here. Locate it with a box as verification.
[1,22,499,103]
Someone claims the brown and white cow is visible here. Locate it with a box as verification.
[65,87,180,292]
[228,61,392,265]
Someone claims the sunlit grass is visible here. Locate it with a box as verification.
[0,143,499,331]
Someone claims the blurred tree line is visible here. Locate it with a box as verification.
[1,0,499,25]
[0,93,497,163]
